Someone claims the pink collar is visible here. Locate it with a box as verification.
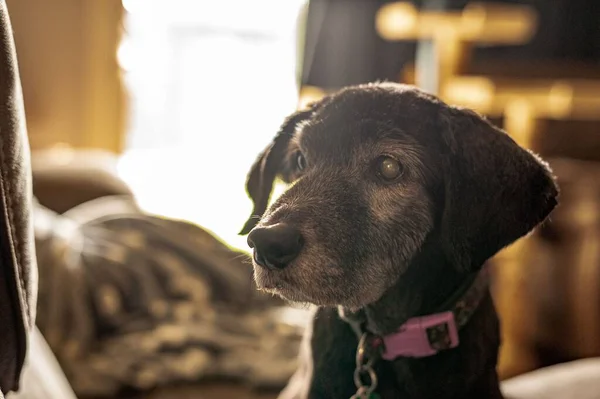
[379,310,460,359]
[342,266,490,360]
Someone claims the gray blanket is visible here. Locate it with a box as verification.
[33,195,307,397]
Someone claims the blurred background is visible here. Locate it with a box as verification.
[6,0,600,398]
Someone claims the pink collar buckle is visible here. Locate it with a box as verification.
[381,311,459,360]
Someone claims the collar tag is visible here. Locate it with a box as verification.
[381,311,459,360]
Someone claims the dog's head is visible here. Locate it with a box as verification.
[240,83,558,309]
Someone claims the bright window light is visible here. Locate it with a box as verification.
[117,0,306,251]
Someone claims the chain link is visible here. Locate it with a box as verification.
[350,333,379,399]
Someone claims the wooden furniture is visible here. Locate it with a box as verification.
[375,2,600,149]
[375,2,537,94]
[443,77,600,148]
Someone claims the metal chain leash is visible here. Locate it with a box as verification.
[350,333,381,399]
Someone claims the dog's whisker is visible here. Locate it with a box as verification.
[230,253,251,262]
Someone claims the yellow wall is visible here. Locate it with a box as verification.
[6,0,126,153]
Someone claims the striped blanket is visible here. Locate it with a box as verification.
[33,195,306,397]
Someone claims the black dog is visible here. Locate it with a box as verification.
[240,83,558,399]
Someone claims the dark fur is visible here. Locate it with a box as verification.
[241,83,558,398]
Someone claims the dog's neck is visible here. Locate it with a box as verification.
[348,233,475,336]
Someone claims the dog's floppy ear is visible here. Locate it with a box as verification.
[440,106,558,271]
[239,106,317,235]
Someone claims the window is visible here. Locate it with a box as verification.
[117,0,306,249]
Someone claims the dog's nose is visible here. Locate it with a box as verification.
[247,223,303,270]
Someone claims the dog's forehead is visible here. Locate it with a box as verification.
[297,85,441,152]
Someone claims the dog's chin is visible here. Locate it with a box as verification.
[254,267,307,302]
[253,266,330,305]
[253,266,378,309]
[253,266,281,290]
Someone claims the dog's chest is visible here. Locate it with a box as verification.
[295,308,403,399]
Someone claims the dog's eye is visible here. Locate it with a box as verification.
[295,151,307,172]
[377,156,403,181]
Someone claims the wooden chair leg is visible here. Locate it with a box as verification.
[503,98,542,150]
